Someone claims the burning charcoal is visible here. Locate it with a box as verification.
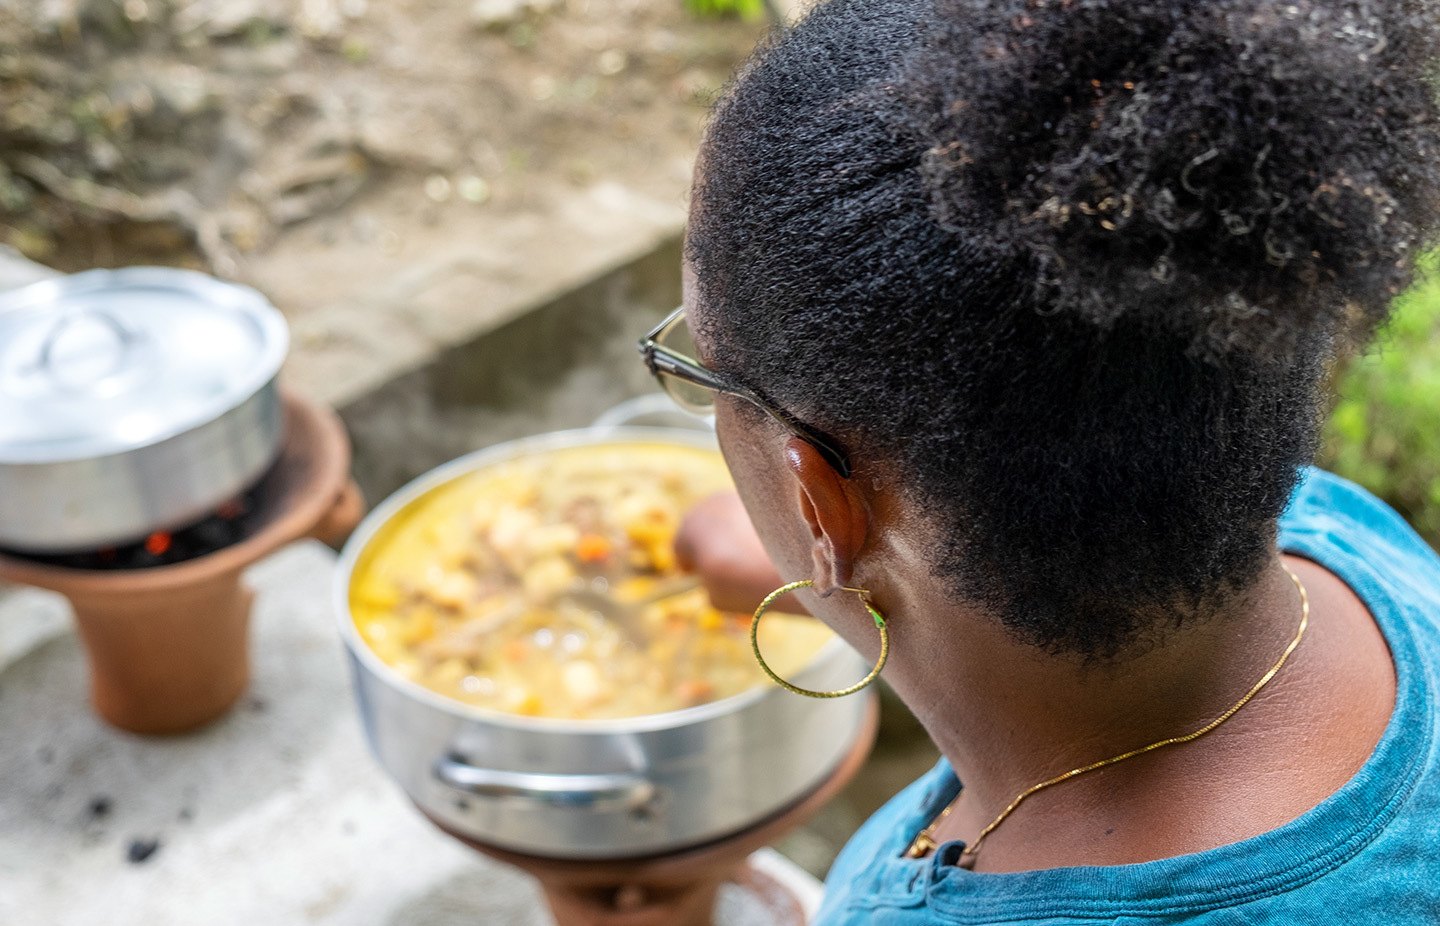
[1,481,269,571]
[190,519,233,554]
[126,837,161,864]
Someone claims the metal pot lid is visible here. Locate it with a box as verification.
[0,267,289,463]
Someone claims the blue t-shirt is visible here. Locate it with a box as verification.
[817,468,1440,924]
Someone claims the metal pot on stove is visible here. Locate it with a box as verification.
[334,422,873,859]
[0,268,288,553]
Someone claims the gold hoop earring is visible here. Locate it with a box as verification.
[750,579,889,699]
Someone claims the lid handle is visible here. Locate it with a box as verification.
[37,306,140,392]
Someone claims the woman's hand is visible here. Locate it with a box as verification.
[674,491,807,615]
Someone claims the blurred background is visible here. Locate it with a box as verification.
[2,0,1434,541]
[5,0,1435,536]
[0,1,1435,923]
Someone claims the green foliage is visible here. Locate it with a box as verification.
[1320,254,1440,546]
[685,0,769,21]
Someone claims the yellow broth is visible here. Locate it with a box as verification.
[349,442,833,719]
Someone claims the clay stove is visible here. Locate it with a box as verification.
[0,392,362,734]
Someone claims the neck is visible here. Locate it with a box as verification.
[879,555,1304,828]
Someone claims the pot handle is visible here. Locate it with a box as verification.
[37,306,141,391]
[306,479,366,548]
[433,756,657,812]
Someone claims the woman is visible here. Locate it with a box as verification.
[642,0,1440,921]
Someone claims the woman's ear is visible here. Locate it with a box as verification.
[784,438,871,595]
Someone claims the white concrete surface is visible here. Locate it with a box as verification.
[0,245,55,290]
[0,542,820,926]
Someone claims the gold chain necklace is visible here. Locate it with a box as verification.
[905,564,1311,862]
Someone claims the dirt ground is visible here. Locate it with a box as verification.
[1,0,764,317]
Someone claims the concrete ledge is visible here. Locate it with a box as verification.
[278,182,688,415]
[0,229,685,508]
[338,235,681,502]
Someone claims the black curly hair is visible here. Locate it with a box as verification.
[688,0,1440,656]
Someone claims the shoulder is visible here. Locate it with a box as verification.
[1281,467,1440,615]
[815,759,954,923]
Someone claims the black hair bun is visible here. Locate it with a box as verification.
[916,0,1440,353]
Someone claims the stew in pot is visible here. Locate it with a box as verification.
[349,443,832,719]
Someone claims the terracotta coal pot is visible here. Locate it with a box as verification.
[433,697,878,926]
[0,392,361,734]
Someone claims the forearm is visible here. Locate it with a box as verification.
[675,491,808,614]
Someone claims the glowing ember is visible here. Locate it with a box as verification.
[4,479,269,571]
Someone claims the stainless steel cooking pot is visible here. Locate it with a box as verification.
[0,268,288,553]
[335,427,873,859]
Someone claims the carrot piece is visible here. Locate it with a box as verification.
[675,679,715,706]
[576,534,613,564]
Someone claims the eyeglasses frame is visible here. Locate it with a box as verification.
[637,306,853,478]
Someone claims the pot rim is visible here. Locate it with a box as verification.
[334,425,853,736]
